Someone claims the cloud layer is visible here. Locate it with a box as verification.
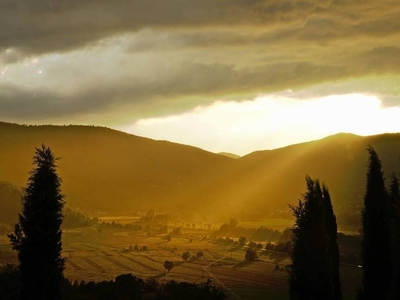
[1,0,400,124]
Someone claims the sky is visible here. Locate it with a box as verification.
[1,0,400,155]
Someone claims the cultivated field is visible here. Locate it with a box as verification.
[0,221,361,300]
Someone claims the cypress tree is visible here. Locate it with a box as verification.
[322,185,342,300]
[388,174,399,208]
[8,145,65,300]
[389,173,400,300]
[359,146,392,300]
[289,176,336,300]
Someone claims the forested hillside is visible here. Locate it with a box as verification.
[1,122,399,226]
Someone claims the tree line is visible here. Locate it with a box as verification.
[289,146,399,300]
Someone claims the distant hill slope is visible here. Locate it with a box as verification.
[0,122,233,213]
[215,132,400,216]
[1,122,399,223]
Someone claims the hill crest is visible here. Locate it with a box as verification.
[1,121,399,226]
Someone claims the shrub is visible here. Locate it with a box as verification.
[245,249,258,261]
[182,251,191,261]
[248,241,257,248]
[163,260,174,272]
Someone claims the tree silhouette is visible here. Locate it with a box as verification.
[238,236,247,246]
[163,260,174,280]
[289,176,340,300]
[359,146,392,300]
[8,145,65,300]
[322,185,342,300]
[164,260,174,273]
[389,173,400,300]
[245,248,258,261]
[196,251,204,259]
[182,251,191,261]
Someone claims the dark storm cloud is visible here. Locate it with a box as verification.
[357,47,400,71]
[3,0,396,56]
[1,0,400,123]
[0,59,350,122]
[1,51,399,123]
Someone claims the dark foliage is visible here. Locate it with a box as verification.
[289,176,341,300]
[248,241,257,248]
[100,221,142,231]
[245,248,258,261]
[61,274,144,300]
[60,274,144,300]
[278,228,292,243]
[164,260,174,272]
[360,146,392,300]
[323,185,342,300]
[63,208,98,228]
[0,268,225,300]
[216,223,281,242]
[389,173,400,300]
[0,264,21,300]
[161,279,226,300]
[8,145,65,300]
[182,251,191,261]
[265,241,292,253]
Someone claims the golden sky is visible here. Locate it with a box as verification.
[1,1,399,154]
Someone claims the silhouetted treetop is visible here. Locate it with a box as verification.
[8,144,65,300]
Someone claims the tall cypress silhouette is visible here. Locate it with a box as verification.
[322,185,342,300]
[359,146,391,300]
[289,176,337,300]
[8,145,65,300]
[389,173,400,300]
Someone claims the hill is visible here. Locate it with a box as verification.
[0,122,233,214]
[1,122,400,226]
[213,132,400,225]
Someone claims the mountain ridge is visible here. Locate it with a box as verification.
[1,121,399,225]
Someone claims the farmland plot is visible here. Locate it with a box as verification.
[1,225,362,299]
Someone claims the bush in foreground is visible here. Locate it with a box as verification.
[0,267,226,300]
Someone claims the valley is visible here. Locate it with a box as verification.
[1,217,362,300]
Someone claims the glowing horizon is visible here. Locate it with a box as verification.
[120,93,400,156]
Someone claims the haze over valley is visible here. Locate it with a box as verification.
[1,121,400,226]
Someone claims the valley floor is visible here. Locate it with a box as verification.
[0,226,361,300]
